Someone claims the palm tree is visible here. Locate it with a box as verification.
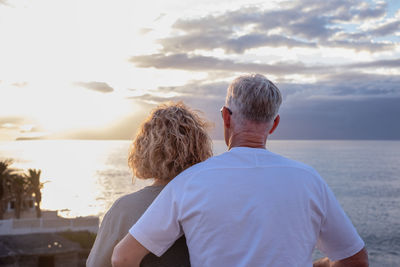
[0,160,14,219]
[26,169,43,218]
[9,174,28,219]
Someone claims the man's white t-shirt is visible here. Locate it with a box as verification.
[130,147,364,267]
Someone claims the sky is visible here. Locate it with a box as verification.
[0,0,399,141]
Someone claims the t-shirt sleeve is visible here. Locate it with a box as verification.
[316,182,365,261]
[129,183,183,257]
[87,208,117,267]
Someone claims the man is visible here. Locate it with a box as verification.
[112,74,368,267]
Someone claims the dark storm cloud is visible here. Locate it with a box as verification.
[276,96,400,140]
[269,72,400,139]
[328,73,400,96]
[74,81,114,93]
[155,0,395,54]
[279,72,400,98]
[130,72,400,140]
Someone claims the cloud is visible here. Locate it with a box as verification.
[127,81,231,138]
[320,39,394,52]
[160,33,317,54]
[130,53,328,75]
[154,0,395,54]
[0,123,18,129]
[18,124,44,133]
[276,96,400,140]
[330,73,400,96]
[128,81,229,109]
[0,116,37,140]
[368,20,400,36]
[128,0,398,93]
[74,81,114,93]
[139,28,153,35]
[128,71,400,140]
[352,1,387,21]
[11,82,28,87]
[280,72,400,100]
[0,116,25,126]
[285,16,337,40]
[130,53,400,76]
[158,81,228,97]
[269,72,400,140]
[132,72,400,105]
[348,58,400,69]
[53,100,153,140]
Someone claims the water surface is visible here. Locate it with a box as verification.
[1,140,399,266]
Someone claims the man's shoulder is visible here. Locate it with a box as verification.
[170,149,322,185]
[270,154,326,185]
[267,151,318,173]
[231,147,319,174]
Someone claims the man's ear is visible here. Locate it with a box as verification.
[269,114,280,134]
[222,108,231,128]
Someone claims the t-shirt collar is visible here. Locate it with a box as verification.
[229,146,270,153]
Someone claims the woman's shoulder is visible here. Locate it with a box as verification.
[99,185,165,233]
[111,185,165,212]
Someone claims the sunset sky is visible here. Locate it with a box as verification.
[0,0,399,141]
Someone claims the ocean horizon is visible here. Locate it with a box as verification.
[0,139,399,266]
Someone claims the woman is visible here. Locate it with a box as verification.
[87,102,212,267]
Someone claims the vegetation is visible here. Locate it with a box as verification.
[59,230,97,249]
[10,175,27,219]
[0,160,13,219]
[26,169,43,218]
[0,160,44,219]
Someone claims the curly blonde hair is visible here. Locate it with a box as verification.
[128,102,213,182]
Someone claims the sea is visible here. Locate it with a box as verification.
[0,139,399,266]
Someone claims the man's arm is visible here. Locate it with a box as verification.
[111,234,149,267]
[313,247,368,267]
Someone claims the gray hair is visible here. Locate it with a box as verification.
[225,74,282,123]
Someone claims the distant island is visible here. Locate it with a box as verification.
[15,136,46,141]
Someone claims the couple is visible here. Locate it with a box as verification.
[88,74,368,267]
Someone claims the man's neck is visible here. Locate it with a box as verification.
[228,131,267,150]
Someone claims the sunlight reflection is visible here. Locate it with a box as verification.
[0,140,152,219]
